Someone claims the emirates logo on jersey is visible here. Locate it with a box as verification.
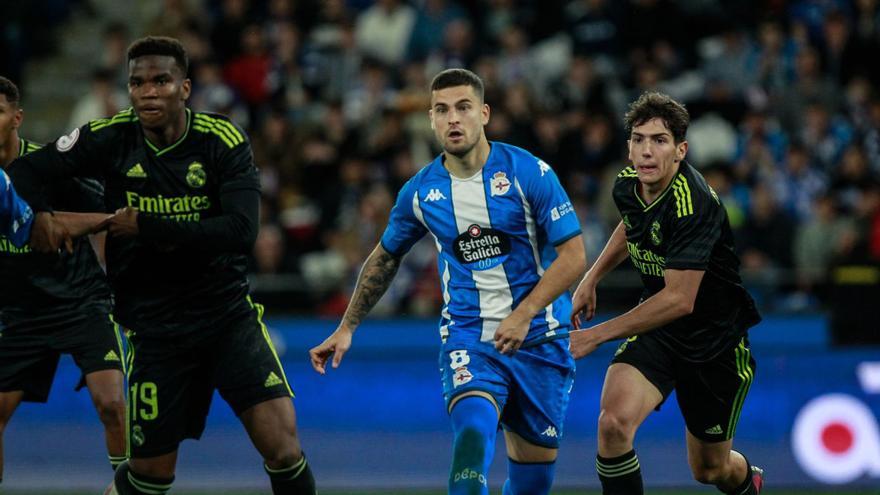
[453,224,511,271]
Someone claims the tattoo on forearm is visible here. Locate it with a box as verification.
[343,251,401,328]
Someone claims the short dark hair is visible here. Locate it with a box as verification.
[127,36,189,76]
[430,68,484,102]
[0,76,20,106]
[624,92,689,143]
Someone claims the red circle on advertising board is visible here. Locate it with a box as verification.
[820,422,854,454]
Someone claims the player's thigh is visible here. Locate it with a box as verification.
[214,312,293,417]
[239,396,301,459]
[84,368,125,407]
[503,430,557,463]
[60,313,125,378]
[0,331,59,404]
[685,428,734,473]
[500,339,574,450]
[675,336,755,443]
[127,334,211,458]
[600,364,664,424]
[605,335,672,424]
[0,391,24,426]
[439,341,510,415]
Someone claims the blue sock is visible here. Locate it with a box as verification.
[502,458,556,495]
[448,396,499,495]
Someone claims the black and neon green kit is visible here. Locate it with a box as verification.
[612,161,760,362]
[609,161,760,442]
[0,137,121,402]
[8,110,292,457]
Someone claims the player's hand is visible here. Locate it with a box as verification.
[309,326,354,374]
[29,212,74,254]
[569,328,601,359]
[100,207,140,237]
[494,310,530,355]
[570,277,598,329]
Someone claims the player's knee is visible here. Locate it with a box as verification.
[263,442,303,469]
[597,409,635,445]
[452,426,489,462]
[95,394,126,425]
[449,427,493,492]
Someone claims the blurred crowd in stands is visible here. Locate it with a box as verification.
[6,0,880,317]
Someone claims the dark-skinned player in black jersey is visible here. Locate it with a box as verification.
[0,75,126,483]
[569,92,764,495]
[8,37,315,495]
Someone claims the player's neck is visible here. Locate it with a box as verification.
[639,162,680,204]
[0,133,20,168]
[142,109,188,149]
[443,138,491,179]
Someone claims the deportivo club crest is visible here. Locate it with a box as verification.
[186,162,207,188]
[650,220,663,245]
[490,171,511,196]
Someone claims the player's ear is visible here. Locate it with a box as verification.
[675,141,688,162]
[482,103,490,126]
[181,78,192,101]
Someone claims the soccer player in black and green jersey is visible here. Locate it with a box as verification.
[568,92,764,495]
[0,76,127,482]
[8,38,315,495]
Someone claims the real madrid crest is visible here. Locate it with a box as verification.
[490,171,511,196]
[186,161,207,188]
[650,220,663,245]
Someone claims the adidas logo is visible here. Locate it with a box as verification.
[424,188,447,202]
[104,350,120,362]
[264,371,283,387]
[126,163,147,178]
[705,424,723,435]
[541,425,558,438]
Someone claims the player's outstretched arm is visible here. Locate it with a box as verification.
[570,268,704,359]
[309,243,402,374]
[571,220,629,328]
[495,234,586,355]
[53,211,113,237]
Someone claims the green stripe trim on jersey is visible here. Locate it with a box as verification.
[90,108,136,132]
[617,166,638,178]
[18,138,43,157]
[144,109,192,156]
[727,339,754,439]
[192,113,244,148]
[194,113,244,142]
[248,295,294,397]
[672,175,694,218]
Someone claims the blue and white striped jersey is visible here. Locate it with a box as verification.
[381,142,581,346]
[0,169,34,248]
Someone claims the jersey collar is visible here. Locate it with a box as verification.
[633,162,685,211]
[144,108,192,157]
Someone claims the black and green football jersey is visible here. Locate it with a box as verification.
[0,138,111,329]
[612,161,761,362]
[9,109,260,337]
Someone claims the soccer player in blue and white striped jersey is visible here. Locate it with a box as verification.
[310,68,586,495]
